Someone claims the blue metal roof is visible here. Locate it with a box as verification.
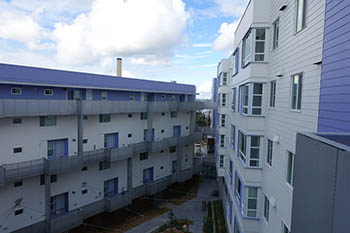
[0,63,196,94]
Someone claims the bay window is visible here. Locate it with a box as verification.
[238,131,262,167]
[232,87,236,112]
[242,28,267,67]
[291,73,302,110]
[296,0,306,32]
[221,93,227,107]
[232,48,239,76]
[239,83,264,116]
[247,187,258,217]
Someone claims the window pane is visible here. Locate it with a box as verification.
[249,160,259,167]
[252,96,262,107]
[248,199,257,209]
[256,29,265,40]
[247,210,257,217]
[255,54,265,61]
[253,84,263,94]
[248,188,257,198]
[252,108,262,115]
[250,148,260,159]
[251,136,260,147]
[255,41,265,53]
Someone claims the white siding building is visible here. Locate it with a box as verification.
[214,0,325,232]
[0,62,208,233]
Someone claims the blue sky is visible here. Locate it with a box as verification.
[0,0,247,98]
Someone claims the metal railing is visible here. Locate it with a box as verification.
[0,99,212,118]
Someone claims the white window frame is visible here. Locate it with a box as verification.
[221,93,227,107]
[249,136,260,167]
[11,87,22,95]
[221,114,226,127]
[238,131,247,163]
[220,135,225,148]
[254,28,266,62]
[232,87,237,112]
[273,18,280,49]
[13,146,23,154]
[101,91,108,100]
[291,73,302,110]
[247,187,258,217]
[241,83,263,116]
[219,155,224,167]
[270,81,277,108]
[242,85,249,114]
[287,151,295,186]
[252,83,263,115]
[267,139,273,166]
[242,30,252,66]
[222,72,228,86]
[296,0,306,33]
[264,195,270,222]
[44,89,54,96]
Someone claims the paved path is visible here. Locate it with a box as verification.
[125,178,218,233]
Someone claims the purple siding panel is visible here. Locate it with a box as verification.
[318,0,350,132]
[0,63,196,95]
[0,84,67,99]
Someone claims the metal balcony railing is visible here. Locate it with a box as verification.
[105,193,132,212]
[0,99,212,118]
[2,158,44,183]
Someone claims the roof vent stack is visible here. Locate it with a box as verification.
[116,58,122,76]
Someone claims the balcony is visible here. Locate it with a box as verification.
[105,193,132,212]
[0,99,77,118]
[1,158,44,183]
[196,127,216,136]
[50,209,83,233]
[0,99,211,118]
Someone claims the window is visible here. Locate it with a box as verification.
[40,116,57,127]
[296,0,306,32]
[283,223,290,233]
[128,133,132,138]
[82,166,88,171]
[250,136,260,167]
[221,93,227,107]
[270,81,277,108]
[273,18,280,49]
[50,174,57,183]
[264,195,270,222]
[287,151,295,186]
[161,112,165,116]
[83,115,88,120]
[232,49,239,76]
[231,125,236,150]
[247,187,258,217]
[11,87,22,95]
[44,89,53,96]
[170,146,176,153]
[172,95,176,101]
[128,114,133,118]
[219,155,224,167]
[13,146,22,154]
[99,161,111,170]
[170,111,177,118]
[238,131,247,163]
[130,93,135,100]
[221,114,226,127]
[101,91,107,100]
[83,139,88,144]
[140,152,148,161]
[161,129,164,133]
[14,209,23,216]
[141,112,148,120]
[82,189,88,194]
[291,74,302,110]
[242,29,252,66]
[13,118,22,124]
[232,88,236,112]
[161,95,166,100]
[242,85,249,114]
[255,28,266,61]
[73,90,82,100]
[14,181,23,187]
[99,114,111,123]
[229,160,233,184]
[235,174,242,203]
[220,135,225,148]
[252,83,263,115]
[222,72,227,85]
[267,139,273,166]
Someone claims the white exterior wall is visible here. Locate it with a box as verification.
[0,107,193,233]
[217,0,325,232]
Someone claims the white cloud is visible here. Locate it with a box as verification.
[192,43,212,48]
[197,81,212,99]
[213,0,247,18]
[213,20,239,52]
[52,0,190,66]
[0,10,44,44]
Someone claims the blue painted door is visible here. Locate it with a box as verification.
[144,129,155,142]
[50,193,68,215]
[172,160,177,174]
[104,177,118,197]
[143,167,154,184]
[173,126,181,137]
[47,139,68,160]
[104,133,119,148]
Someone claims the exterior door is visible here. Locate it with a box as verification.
[104,133,119,148]
[50,193,68,215]
[143,167,154,184]
[172,160,177,174]
[173,126,181,137]
[104,177,118,197]
[47,139,68,160]
[144,129,155,142]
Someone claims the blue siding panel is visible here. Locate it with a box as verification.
[318,0,350,132]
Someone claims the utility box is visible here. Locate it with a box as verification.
[292,133,350,233]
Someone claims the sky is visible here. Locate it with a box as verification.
[0,0,248,99]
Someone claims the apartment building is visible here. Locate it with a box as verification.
[213,0,330,232]
[0,62,208,233]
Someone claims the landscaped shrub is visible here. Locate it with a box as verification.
[203,201,214,233]
[213,200,227,233]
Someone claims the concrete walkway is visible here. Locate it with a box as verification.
[125,178,218,233]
